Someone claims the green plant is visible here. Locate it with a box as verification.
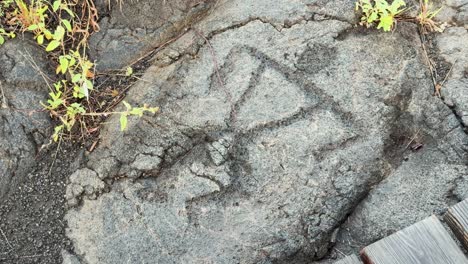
[417,0,443,33]
[355,0,407,32]
[355,0,442,32]
[0,0,159,142]
[0,0,16,44]
[125,66,133,77]
[0,0,15,17]
[0,28,15,44]
[55,50,95,98]
[119,102,159,131]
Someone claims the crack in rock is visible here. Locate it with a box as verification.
[63,1,468,263]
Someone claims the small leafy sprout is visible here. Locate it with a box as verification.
[355,0,443,33]
[52,125,64,142]
[63,102,86,130]
[2,0,160,142]
[125,66,133,77]
[14,0,48,29]
[0,0,15,17]
[120,101,159,131]
[0,28,15,45]
[417,0,443,33]
[41,81,64,110]
[46,25,65,51]
[56,50,94,99]
[53,0,75,17]
[355,0,406,32]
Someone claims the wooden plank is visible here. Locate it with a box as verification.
[334,255,362,264]
[360,215,468,264]
[445,198,468,250]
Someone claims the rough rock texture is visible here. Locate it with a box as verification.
[436,24,468,203]
[438,27,468,127]
[0,38,52,200]
[438,0,468,25]
[64,1,468,263]
[89,0,215,71]
[62,249,81,264]
[332,147,468,257]
[0,38,77,264]
[329,2,468,260]
[0,143,81,264]
[66,169,106,207]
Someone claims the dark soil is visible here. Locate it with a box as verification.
[0,27,157,264]
[0,143,84,264]
[423,32,453,84]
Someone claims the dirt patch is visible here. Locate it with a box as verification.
[0,143,84,264]
[423,32,453,84]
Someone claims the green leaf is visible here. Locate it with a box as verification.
[84,79,93,91]
[375,0,389,10]
[16,0,27,12]
[120,114,128,131]
[125,66,133,76]
[62,20,72,32]
[62,6,75,18]
[148,107,159,114]
[46,40,61,51]
[53,81,62,92]
[53,125,63,142]
[71,73,81,83]
[428,7,442,19]
[37,34,44,45]
[69,57,76,67]
[46,96,63,109]
[368,12,378,23]
[38,6,48,15]
[0,36,4,45]
[44,29,53,40]
[27,24,38,31]
[123,101,132,111]
[73,85,85,99]
[82,81,91,98]
[53,26,65,40]
[389,0,406,14]
[59,57,69,74]
[129,108,144,117]
[53,0,61,12]
[377,15,394,31]
[70,103,85,114]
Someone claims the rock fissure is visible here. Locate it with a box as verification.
[2,0,467,263]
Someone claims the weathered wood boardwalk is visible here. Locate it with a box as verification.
[445,198,468,250]
[334,198,468,264]
[361,216,467,264]
[334,255,362,264]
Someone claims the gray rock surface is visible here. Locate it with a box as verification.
[0,38,52,200]
[332,147,468,257]
[62,250,81,264]
[66,169,106,207]
[438,27,468,127]
[89,0,215,71]
[436,25,468,205]
[438,0,468,24]
[64,0,468,263]
[329,3,468,260]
